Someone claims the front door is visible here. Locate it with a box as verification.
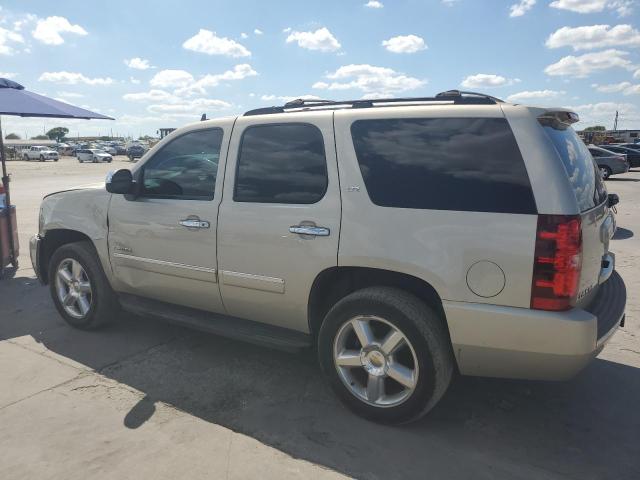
[217,112,341,332]
[108,122,232,313]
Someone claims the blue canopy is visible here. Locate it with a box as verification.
[0,78,114,120]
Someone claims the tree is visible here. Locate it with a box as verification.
[4,133,20,140]
[31,135,49,140]
[46,127,69,142]
[584,126,606,131]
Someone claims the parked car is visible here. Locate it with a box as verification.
[101,145,118,155]
[603,145,640,168]
[30,92,626,424]
[616,143,640,151]
[22,146,58,162]
[58,145,76,156]
[76,148,113,163]
[127,144,147,161]
[588,145,629,179]
[114,145,127,155]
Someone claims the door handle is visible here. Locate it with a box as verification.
[289,225,330,236]
[179,218,210,229]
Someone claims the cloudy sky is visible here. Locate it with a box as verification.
[1,0,639,138]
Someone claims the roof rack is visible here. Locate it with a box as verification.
[243,90,504,116]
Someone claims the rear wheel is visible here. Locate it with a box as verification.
[318,287,454,424]
[49,241,118,329]
[600,166,612,179]
[39,155,44,162]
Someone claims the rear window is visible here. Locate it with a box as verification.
[350,117,537,214]
[540,119,607,212]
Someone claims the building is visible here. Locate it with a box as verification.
[158,128,176,139]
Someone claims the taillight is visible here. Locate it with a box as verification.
[531,215,582,311]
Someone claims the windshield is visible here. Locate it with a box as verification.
[540,118,607,212]
[94,150,107,154]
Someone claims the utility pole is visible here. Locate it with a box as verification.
[613,111,619,132]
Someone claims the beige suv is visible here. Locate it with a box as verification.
[30,91,627,423]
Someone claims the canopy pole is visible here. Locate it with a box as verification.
[0,115,17,268]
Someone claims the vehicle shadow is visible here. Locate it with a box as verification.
[2,275,639,480]
[608,177,640,182]
[613,227,634,240]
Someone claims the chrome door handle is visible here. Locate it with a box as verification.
[289,225,330,236]
[179,219,210,229]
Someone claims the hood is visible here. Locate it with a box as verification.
[43,182,105,199]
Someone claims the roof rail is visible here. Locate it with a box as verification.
[243,90,504,116]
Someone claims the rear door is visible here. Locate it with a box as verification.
[217,111,340,332]
[108,121,232,313]
[540,121,611,306]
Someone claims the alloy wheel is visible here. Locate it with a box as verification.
[333,315,419,407]
[55,258,93,319]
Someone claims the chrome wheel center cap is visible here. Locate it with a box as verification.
[360,347,388,376]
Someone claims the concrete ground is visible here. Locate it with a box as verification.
[1,156,639,480]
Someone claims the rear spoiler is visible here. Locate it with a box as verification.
[531,107,580,126]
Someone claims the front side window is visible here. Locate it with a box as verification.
[234,123,328,204]
[351,117,537,214]
[141,128,223,200]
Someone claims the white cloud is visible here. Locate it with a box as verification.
[149,70,195,89]
[123,89,175,102]
[544,49,634,77]
[569,101,639,127]
[286,27,341,52]
[130,77,141,85]
[147,98,231,116]
[365,1,384,8]
[57,91,83,98]
[32,16,87,45]
[635,69,640,79]
[124,57,153,70]
[442,0,460,5]
[509,0,536,17]
[592,81,640,95]
[240,32,248,39]
[382,34,427,53]
[546,24,640,51]
[260,94,322,102]
[460,73,520,88]
[176,64,257,96]
[506,89,565,102]
[182,29,251,57]
[38,71,113,85]
[0,26,24,55]
[0,71,17,78]
[313,64,425,97]
[549,0,634,16]
[254,28,263,35]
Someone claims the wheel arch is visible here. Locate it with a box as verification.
[308,266,449,340]
[39,229,94,284]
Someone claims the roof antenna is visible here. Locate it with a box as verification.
[200,113,207,121]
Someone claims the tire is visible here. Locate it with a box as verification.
[48,241,118,330]
[39,155,45,162]
[600,166,612,179]
[318,287,454,424]
[23,155,29,161]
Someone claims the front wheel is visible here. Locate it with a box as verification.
[49,241,118,330]
[39,155,45,162]
[600,166,612,179]
[318,287,454,424]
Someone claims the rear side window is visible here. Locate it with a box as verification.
[541,119,607,212]
[350,118,536,214]
[234,123,327,204]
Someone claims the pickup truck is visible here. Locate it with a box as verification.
[22,146,59,162]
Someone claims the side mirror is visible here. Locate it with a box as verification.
[106,169,134,194]
[608,193,620,208]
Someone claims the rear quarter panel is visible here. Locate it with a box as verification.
[334,105,538,308]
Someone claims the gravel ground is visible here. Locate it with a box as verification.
[1,156,639,480]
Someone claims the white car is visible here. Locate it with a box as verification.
[22,146,58,162]
[76,149,113,163]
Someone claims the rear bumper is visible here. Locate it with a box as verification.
[444,271,626,380]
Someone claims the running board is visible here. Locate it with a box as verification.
[118,294,312,352]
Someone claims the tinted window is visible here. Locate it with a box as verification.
[541,119,607,212]
[141,128,223,200]
[350,118,536,214]
[234,124,327,204]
